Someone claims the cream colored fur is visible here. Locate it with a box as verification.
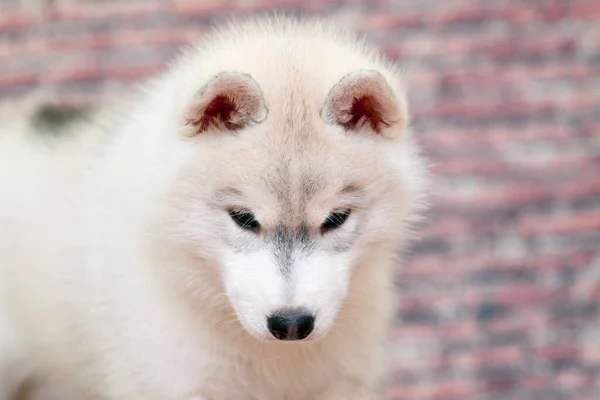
[0,16,428,400]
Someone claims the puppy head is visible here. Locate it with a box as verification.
[167,69,418,341]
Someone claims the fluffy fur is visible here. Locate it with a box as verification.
[0,16,428,400]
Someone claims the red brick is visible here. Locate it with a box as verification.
[0,12,33,29]
[429,8,493,24]
[437,322,478,341]
[524,375,546,388]
[581,343,600,363]
[556,369,589,390]
[535,345,579,361]
[430,380,476,398]
[443,184,553,208]
[486,310,547,333]
[171,0,230,15]
[521,210,600,235]
[385,380,476,399]
[456,346,522,367]
[389,325,438,341]
[591,284,600,300]
[570,2,600,19]
[497,286,554,306]
[48,35,113,51]
[104,64,165,80]
[442,64,591,88]
[47,1,163,20]
[402,254,457,278]
[417,217,470,240]
[358,14,422,31]
[0,72,37,86]
[47,67,103,83]
[431,159,505,176]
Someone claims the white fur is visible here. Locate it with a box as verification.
[0,16,428,400]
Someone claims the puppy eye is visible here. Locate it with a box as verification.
[320,209,351,234]
[228,209,260,233]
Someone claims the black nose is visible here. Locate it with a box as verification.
[267,310,315,341]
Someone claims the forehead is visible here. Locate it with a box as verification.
[208,79,378,214]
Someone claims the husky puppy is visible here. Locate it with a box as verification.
[0,16,428,400]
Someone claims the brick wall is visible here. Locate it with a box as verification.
[1,1,599,399]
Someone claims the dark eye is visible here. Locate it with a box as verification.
[228,209,260,233]
[321,209,351,234]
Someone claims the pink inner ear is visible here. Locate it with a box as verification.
[323,70,403,138]
[192,95,241,132]
[342,95,389,134]
[184,72,267,136]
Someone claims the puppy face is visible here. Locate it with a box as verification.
[167,70,416,341]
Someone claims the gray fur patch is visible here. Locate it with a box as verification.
[270,224,314,276]
[30,103,92,135]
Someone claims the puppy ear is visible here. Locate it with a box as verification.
[184,71,267,135]
[321,70,405,139]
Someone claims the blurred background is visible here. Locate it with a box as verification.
[1,0,599,399]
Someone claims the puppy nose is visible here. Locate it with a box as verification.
[267,310,315,340]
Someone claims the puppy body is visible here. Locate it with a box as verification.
[0,17,427,400]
